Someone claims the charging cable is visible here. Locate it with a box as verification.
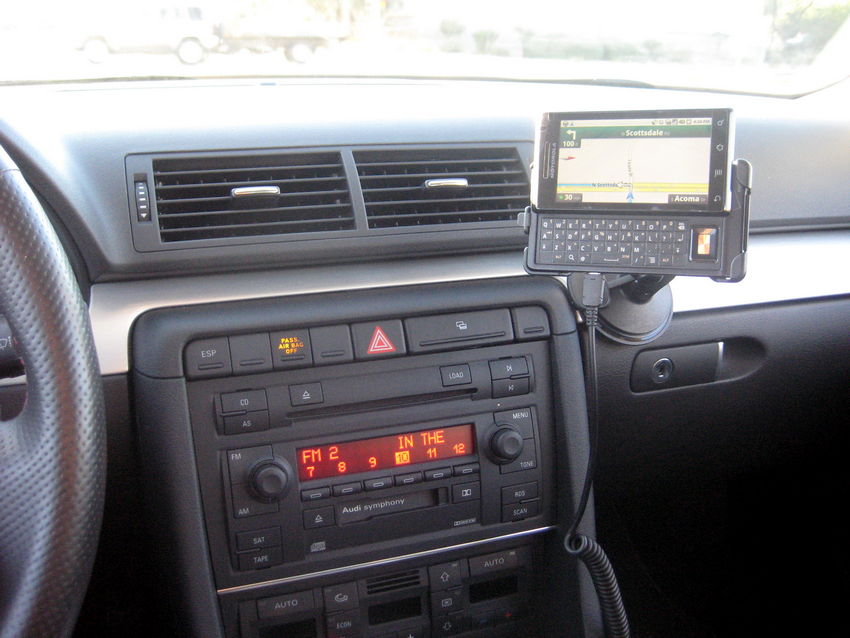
[565,272,631,638]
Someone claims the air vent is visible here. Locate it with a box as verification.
[151,151,355,242]
[354,147,529,229]
[365,569,423,595]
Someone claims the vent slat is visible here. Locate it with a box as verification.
[367,209,524,221]
[363,182,528,194]
[151,152,354,242]
[359,170,526,181]
[355,147,529,229]
[365,195,529,207]
[158,203,353,222]
[155,176,347,191]
[357,157,518,169]
[157,189,350,208]
[365,569,422,595]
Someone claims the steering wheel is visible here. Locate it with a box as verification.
[0,146,105,637]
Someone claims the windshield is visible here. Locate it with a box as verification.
[3,0,848,96]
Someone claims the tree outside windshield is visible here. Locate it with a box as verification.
[1,0,848,95]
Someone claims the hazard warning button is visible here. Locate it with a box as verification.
[351,320,407,359]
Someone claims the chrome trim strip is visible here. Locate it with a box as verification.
[424,178,468,189]
[1,230,847,387]
[231,185,280,197]
[216,526,554,596]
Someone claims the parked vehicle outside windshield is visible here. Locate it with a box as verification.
[2,0,848,95]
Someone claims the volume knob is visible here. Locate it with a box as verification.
[489,427,524,463]
[250,461,290,502]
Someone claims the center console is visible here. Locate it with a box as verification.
[132,277,600,638]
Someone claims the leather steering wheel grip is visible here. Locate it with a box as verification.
[0,147,105,638]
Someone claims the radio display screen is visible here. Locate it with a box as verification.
[533,109,732,213]
[297,424,475,481]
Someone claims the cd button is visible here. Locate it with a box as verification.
[221,389,268,414]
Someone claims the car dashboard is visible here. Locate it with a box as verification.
[0,77,848,638]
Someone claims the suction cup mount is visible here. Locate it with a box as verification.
[568,273,674,345]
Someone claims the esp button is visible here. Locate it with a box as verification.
[185,338,231,379]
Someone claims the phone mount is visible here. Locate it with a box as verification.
[522,158,752,344]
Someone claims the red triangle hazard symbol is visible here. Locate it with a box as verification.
[367,326,396,354]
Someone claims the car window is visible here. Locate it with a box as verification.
[1,0,848,95]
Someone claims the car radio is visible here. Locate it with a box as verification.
[132,278,595,638]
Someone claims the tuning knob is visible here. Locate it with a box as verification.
[489,426,524,463]
[249,461,290,502]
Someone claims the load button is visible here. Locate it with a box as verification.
[440,364,471,387]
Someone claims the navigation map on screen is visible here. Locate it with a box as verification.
[556,117,713,206]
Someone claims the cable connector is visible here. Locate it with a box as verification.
[578,271,606,328]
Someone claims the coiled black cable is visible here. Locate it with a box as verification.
[565,274,631,638]
[565,534,631,638]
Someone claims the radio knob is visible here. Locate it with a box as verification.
[249,461,290,502]
[489,427,524,462]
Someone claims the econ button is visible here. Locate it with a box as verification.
[351,320,406,359]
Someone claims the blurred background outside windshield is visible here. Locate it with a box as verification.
[2,0,848,95]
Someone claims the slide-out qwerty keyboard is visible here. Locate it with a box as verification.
[536,217,689,268]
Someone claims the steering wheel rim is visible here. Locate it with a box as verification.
[0,146,105,637]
